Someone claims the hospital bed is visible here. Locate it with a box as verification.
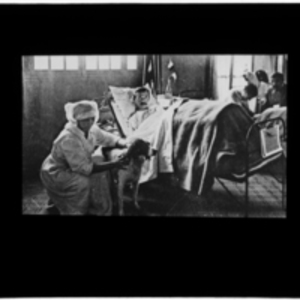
[107,88,286,217]
[214,114,286,217]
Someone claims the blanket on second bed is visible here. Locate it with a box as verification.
[172,100,282,195]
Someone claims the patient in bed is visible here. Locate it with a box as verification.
[123,86,168,184]
[227,83,258,117]
[127,86,164,136]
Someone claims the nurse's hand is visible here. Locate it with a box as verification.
[253,113,261,121]
[116,138,130,149]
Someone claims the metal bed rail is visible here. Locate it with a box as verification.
[217,117,286,218]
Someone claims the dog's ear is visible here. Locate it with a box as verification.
[151,148,158,156]
[138,155,146,162]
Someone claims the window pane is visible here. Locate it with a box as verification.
[66,56,78,70]
[277,55,284,72]
[215,55,232,77]
[34,56,49,70]
[127,55,137,70]
[50,56,64,70]
[99,56,109,70]
[232,76,246,89]
[217,78,231,99]
[85,56,98,70]
[233,55,252,76]
[110,55,121,69]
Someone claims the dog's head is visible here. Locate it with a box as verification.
[125,138,157,160]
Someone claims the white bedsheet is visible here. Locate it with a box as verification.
[126,99,186,184]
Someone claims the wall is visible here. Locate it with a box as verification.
[22,55,144,180]
[160,55,213,98]
[253,55,277,79]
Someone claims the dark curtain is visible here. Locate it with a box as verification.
[142,55,162,95]
[205,56,218,99]
[283,55,288,83]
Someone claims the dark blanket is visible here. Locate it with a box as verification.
[172,100,282,195]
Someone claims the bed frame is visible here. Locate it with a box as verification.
[215,117,286,217]
[108,96,286,217]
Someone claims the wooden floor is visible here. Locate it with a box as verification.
[23,159,286,218]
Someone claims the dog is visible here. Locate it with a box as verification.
[103,138,157,216]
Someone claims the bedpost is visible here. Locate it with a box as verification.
[245,122,256,218]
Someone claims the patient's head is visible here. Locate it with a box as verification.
[271,72,284,90]
[241,83,258,100]
[133,87,151,110]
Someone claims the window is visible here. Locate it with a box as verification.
[34,56,49,70]
[33,56,80,71]
[127,55,137,70]
[66,56,79,70]
[215,55,232,99]
[85,55,122,70]
[216,55,232,77]
[231,55,253,89]
[99,56,109,70]
[277,55,284,73]
[215,55,253,99]
[85,56,98,70]
[50,56,64,70]
[33,55,138,71]
[110,56,122,70]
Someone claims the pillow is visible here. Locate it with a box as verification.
[109,86,136,119]
[110,99,130,137]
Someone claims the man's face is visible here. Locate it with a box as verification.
[271,77,283,89]
[135,91,150,110]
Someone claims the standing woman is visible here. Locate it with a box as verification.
[243,71,270,113]
[255,69,270,111]
[40,100,128,215]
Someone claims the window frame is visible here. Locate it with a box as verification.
[32,55,139,72]
[230,55,254,89]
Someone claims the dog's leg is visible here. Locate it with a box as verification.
[133,182,141,210]
[117,172,126,216]
[132,157,146,210]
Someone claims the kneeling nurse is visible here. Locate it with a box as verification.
[40,100,128,215]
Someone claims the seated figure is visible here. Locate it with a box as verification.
[226,83,258,117]
[262,72,287,111]
[244,70,270,113]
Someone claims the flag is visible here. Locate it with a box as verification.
[142,55,161,96]
[168,59,174,70]
[143,55,154,89]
